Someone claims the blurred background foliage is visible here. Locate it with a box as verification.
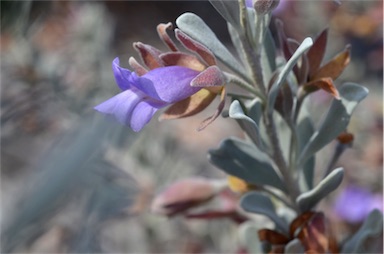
[0,0,382,253]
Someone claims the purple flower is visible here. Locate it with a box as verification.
[333,185,383,223]
[95,23,226,132]
[95,58,201,132]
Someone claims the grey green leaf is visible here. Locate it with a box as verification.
[241,192,289,233]
[296,167,344,212]
[298,83,369,166]
[297,114,316,190]
[208,137,286,191]
[261,28,277,86]
[176,12,248,80]
[228,23,249,73]
[268,37,313,113]
[229,100,264,149]
[341,209,383,253]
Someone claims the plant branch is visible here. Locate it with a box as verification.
[264,112,300,210]
[224,71,262,97]
[238,0,267,98]
[259,185,296,211]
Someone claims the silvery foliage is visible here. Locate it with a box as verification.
[177,0,381,252]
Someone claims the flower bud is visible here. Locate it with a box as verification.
[337,132,354,145]
[253,0,280,15]
[227,175,256,194]
[151,177,225,216]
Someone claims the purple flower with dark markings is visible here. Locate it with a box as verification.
[95,23,226,132]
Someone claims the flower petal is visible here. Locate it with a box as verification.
[112,57,132,90]
[94,89,143,125]
[129,100,163,132]
[159,88,216,120]
[130,66,201,103]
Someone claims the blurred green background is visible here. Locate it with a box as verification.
[1,1,382,253]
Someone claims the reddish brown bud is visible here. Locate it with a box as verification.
[337,132,354,144]
[151,177,225,216]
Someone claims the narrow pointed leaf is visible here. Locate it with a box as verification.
[298,83,368,166]
[208,137,286,191]
[268,37,313,113]
[296,114,315,190]
[197,87,226,131]
[241,192,289,233]
[297,113,315,153]
[287,38,302,83]
[274,82,294,121]
[229,100,264,149]
[341,209,383,253]
[157,23,178,52]
[303,77,340,99]
[307,29,328,77]
[228,23,249,72]
[133,42,164,69]
[311,45,351,81]
[261,28,277,86]
[297,113,316,191]
[128,57,148,76]
[176,13,247,80]
[275,19,294,62]
[296,167,344,212]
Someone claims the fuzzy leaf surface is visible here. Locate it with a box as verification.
[296,167,344,212]
[208,138,286,191]
[229,100,264,149]
[297,114,316,190]
[241,192,289,233]
[176,13,247,80]
[268,37,313,113]
[298,83,369,166]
